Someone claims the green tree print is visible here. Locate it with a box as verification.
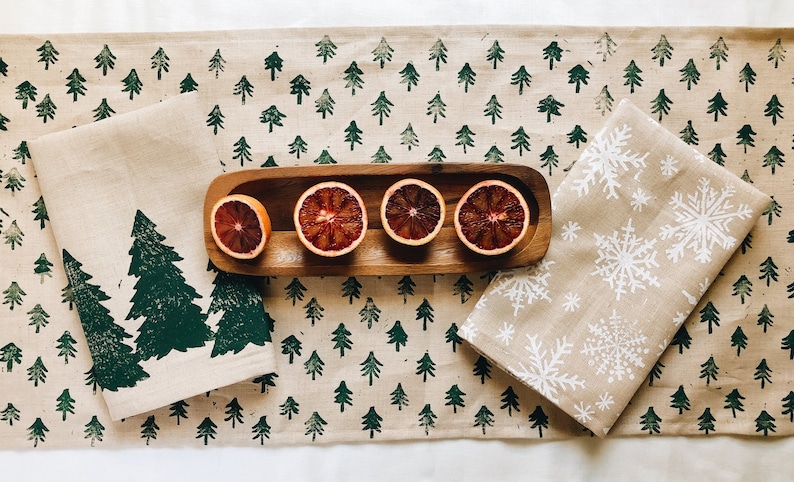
[33,253,53,283]
[762,146,785,174]
[331,323,353,357]
[453,275,474,303]
[196,417,217,445]
[473,355,492,384]
[0,57,6,76]
[567,125,588,148]
[305,412,327,442]
[699,356,719,386]
[208,49,226,78]
[344,120,363,150]
[400,123,419,150]
[180,73,199,93]
[280,396,300,420]
[754,358,772,388]
[510,65,532,94]
[121,69,143,100]
[699,301,720,334]
[542,41,562,70]
[304,350,325,380]
[233,75,254,104]
[568,64,590,93]
[597,32,617,61]
[445,323,462,352]
[710,37,728,70]
[372,146,390,164]
[445,384,466,413]
[252,416,271,444]
[500,386,520,416]
[594,85,614,116]
[640,406,662,434]
[759,256,779,285]
[736,124,756,153]
[3,403,22,425]
[26,356,47,386]
[732,274,752,303]
[93,98,115,121]
[150,47,170,80]
[670,385,691,414]
[264,51,284,80]
[27,303,49,332]
[651,35,673,66]
[428,145,447,163]
[360,351,383,386]
[537,95,564,122]
[316,35,337,63]
[623,60,643,93]
[484,95,503,124]
[416,352,436,382]
[782,392,794,422]
[371,91,393,125]
[651,89,673,121]
[288,135,308,159]
[37,40,59,70]
[755,410,776,436]
[762,197,781,225]
[724,389,746,418]
[697,408,716,434]
[260,105,286,132]
[314,150,336,165]
[140,415,158,445]
[55,330,77,364]
[94,44,116,76]
[35,93,56,123]
[731,326,748,356]
[206,105,225,134]
[290,74,311,104]
[169,400,189,425]
[528,405,548,438]
[386,320,408,352]
[334,380,353,412]
[391,383,409,411]
[5,168,26,194]
[281,334,303,364]
[764,94,784,125]
[707,91,728,121]
[361,406,383,438]
[708,143,727,165]
[474,405,495,434]
[359,297,381,329]
[343,61,364,95]
[739,62,756,92]
[14,140,31,164]
[285,277,307,305]
[15,81,37,109]
[781,330,794,359]
[399,62,420,91]
[427,93,446,123]
[679,58,700,89]
[252,373,277,394]
[418,404,437,436]
[303,297,323,326]
[0,112,9,131]
[768,38,785,67]
[27,418,48,447]
[0,342,22,372]
[457,63,476,92]
[233,136,253,166]
[397,275,415,303]
[454,125,476,153]
[342,277,362,304]
[127,211,211,360]
[56,388,75,421]
[3,222,24,250]
[539,145,559,176]
[416,298,434,330]
[372,37,393,68]
[487,40,505,68]
[224,397,244,428]
[429,38,448,71]
[648,360,664,386]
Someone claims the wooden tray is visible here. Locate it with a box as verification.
[204,163,552,276]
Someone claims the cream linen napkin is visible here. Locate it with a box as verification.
[460,99,771,437]
[28,93,277,421]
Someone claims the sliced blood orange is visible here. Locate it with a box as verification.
[380,178,446,246]
[294,181,368,257]
[454,179,530,255]
[210,193,272,259]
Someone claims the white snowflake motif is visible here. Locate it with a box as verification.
[596,392,614,411]
[509,334,585,404]
[488,259,555,316]
[660,178,754,263]
[496,322,516,346]
[458,322,479,342]
[562,292,581,312]
[573,401,594,423]
[591,218,660,300]
[580,310,650,383]
[630,187,651,212]
[571,124,648,200]
[561,221,582,242]
[659,154,679,176]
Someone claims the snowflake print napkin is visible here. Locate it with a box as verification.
[29,93,277,421]
[460,99,771,437]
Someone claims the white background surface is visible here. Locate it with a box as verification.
[3,1,794,480]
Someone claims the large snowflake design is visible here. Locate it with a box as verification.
[488,259,556,316]
[571,124,648,200]
[580,310,650,383]
[591,218,660,300]
[659,177,753,263]
[508,334,585,404]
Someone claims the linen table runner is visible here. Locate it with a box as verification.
[0,26,793,448]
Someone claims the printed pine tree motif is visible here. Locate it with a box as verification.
[457,63,477,92]
[26,356,47,386]
[169,400,190,425]
[206,263,272,358]
[499,386,520,416]
[401,123,419,150]
[724,388,745,418]
[35,93,56,123]
[37,40,59,70]
[594,85,614,116]
[284,278,307,305]
[386,320,408,352]
[759,256,779,286]
[507,126,530,156]
[371,144,392,162]
[343,61,364,95]
[179,73,199,93]
[780,330,794,360]
[344,121,363,150]
[782,392,794,422]
[429,38,448,71]
[252,416,271,444]
[707,91,729,121]
[679,58,700,90]
[208,49,226,78]
[206,105,225,135]
[391,383,409,411]
[428,145,447,163]
[473,355,493,384]
[697,407,716,434]
[699,356,719,386]
[396,276,415,303]
[301,296,324,326]
[150,47,170,80]
[754,359,772,388]
[5,168,26,194]
[334,380,353,412]
[399,62,420,91]
[623,60,643,93]
[445,384,466,413]
[418,403,437,436]
[196,417,217,445]
[416,352,436,382]
[264,51,284,81]
[55,388,75,420]
[14,140,31,164]
[568,64,590,93]
[768,38,785,67]
[94,44,116,76]
[474,405,495,434]
[597,32,617,61]
[93,98,116,122]
[731,326,748,356]
[27,418,48,447]
[371,91,393,125]
[566,125,588,149]
[54,330,77,364]
[223,397,244,428]
[359,297,381,329]
[127,210,211,360]
[511,65,532,94]
[736,124,756,153]
[27,303,49,332]
[651,34,674,67]
[1,403,21,426]
[0,57,7,76]
[453,275,474,303]
[415,298,434,330]
[2,280,25,308]
[140,415,158,445]
[315,35,337,63]
[0,342,21,372]
[314,88,335,119]
[360,351,383,386]
[640,406,662,434]
[32,253,53,283]
[445,323,462,352]
[698,301,720,334]
[341,277,362,304]
[762,197,782,225]
[304,350,324,380]
[708,143,727,165]
[732,274,752,304]
[260,105,286,132]
[427,93,446,123]
[762,146,785,174]
[281,335,302,364]
[84,367,98,394]
[0,112,9,131]
[15,81,37,109]
[232,136,253,166]
[372,37,393,68]
[232,75,254,105]
[755,410,776,436]
[361,406,383,438]
[31,196,49,228]
[764,95,784,125]
[710,37,728,70]
[679,120,699,145]
[121,69,143,100]
[289,74,311,105]
[528,405,549,438]
[537,95,564,122]
[542,41,562,70]
[738,62,756,93]
[539,146,559,175]
[313,150,336,165]
[484,95,503,124]
[670,385,691,414]
[758,304,776,334]
[486,40,505,69]
[252,373,278,394]
[331,323,353,357]
[304,411,327,442]
[648,360,664,386]
[454,125,476,154]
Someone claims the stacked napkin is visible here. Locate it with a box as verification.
[460,99,771,436]
[29,93,277,421]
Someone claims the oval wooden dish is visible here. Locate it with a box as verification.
[204,163,552,277]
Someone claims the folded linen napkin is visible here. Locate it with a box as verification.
[29,93,277,421]
[460,99,771,436]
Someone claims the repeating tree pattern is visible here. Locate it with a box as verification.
[1,26,793,448]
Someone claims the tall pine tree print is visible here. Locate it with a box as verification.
[127,210,211,360]
[61,250,148,390]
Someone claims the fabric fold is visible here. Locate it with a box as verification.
[460,98,771,436]
[29,93,277,421]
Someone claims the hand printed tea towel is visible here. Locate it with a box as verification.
[29,93,277,421]
[460,99,771,437]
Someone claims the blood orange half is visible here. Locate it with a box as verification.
[380,178,446,246]
[210,193,272,260]
[454,179,530,255]
[293,181,368,257]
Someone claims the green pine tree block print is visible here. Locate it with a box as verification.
[207,263,272,357]
[140,415,158,445]
[126,210,212,360]
[252,416,271,444]
[361,406,383,438]
[62,250,149,390]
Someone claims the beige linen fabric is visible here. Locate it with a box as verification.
[461,99,771,436]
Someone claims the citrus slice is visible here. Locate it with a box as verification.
[454,179,530,255]
[293,181,368,257]
[380,178,446,246]
[210,193,272,260]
